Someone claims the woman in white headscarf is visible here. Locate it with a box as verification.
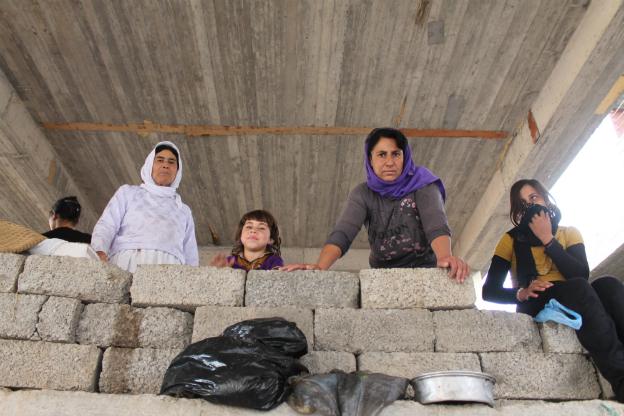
[91,141,199,272]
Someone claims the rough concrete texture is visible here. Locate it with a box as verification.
[358,352,481,379]
[0,339,101,391]
[480,352,601,399]
[538,321,584,353]
[192,305,313,348]
[99,347,182,394]
[299,351,356,374]
[2,390,624,416]
[0,292,47,340]
[131,265,245,311]
[77,304,192,349]
[18,255,131,303]
[434,310,541,352]
[360,268,476,309]
[245,270,359,308]
[0,253,25,293]
[315,308,434,353]
[36,296,83,343]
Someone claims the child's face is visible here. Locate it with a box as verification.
[240,219,273,252]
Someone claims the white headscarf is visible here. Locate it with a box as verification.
[140,141,183,205]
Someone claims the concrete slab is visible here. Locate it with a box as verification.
[138,307,193,349]
[18,255,131,303]
[0,292,47,340]
[360,268,476,309]
[434,310,541,352]
[299,351,356,374]
[0,339,101,391]
[0,253,25,293]
[480,352,601,399]
[131,265,245,311]
[192,305,313,350]
[315,308,434,353]
[99,347,182,394]
[245,270,359,308]
[36,296,83,343]
[358,352,481,379]
[538,321,584,354]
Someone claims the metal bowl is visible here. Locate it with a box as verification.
[410,371,496,406]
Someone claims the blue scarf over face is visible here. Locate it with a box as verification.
[364,137,446,200]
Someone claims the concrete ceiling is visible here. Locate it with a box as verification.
[1,0,623,272]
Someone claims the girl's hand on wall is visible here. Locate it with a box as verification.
[210,253,234,268]
[517,280,553,302]
[279,263,320,272]
[437,255,469,283]
[96,251,108,262]
[528,210,554,245]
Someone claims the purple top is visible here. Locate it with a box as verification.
[365,139,445,200]
[227,253,284,271]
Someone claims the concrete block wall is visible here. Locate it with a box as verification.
[0,252,614,412]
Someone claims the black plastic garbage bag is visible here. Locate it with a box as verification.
[160,318,309,410]
[223,317,308,358]
[288,371,408,416]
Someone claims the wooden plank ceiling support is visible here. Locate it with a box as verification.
[42,122,508,140]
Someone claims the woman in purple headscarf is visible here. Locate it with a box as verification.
[282,128,468,281]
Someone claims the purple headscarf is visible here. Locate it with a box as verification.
[365,128,446,200]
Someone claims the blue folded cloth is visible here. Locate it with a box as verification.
[533,299,582,330]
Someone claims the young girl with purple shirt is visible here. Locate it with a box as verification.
[211,210,284,271]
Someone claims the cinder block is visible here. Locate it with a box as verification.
[299,351,356,374]
[138,307,193,349]
[0,253,25,293]
[315,308,434,353]
[358,352,481,379]
[18,255,131,303]
[0,339,101,391]
[192,306,313,349]
[77,304,192,349]
[360,268,476,309]
[480,352,601,399]
[0,293,47,340]
[434,310,541,352]
[245,270,359,308]
[37,296,83,342]
[596,369,615,399]
[131,265,245,311]
[538,322,584,353]
[99,347,181,394]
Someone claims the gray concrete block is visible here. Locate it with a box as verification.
[192,306,313,349]
[360,268,476,309]
[77,304,193,349]
[138,307,193,349]
[18,255,131,303]
[315,308,434,353]
[131,265,245,311]
[358,352,481,379]
[99,347,181,394]
[0,339,101,391]
[36,296,83,342]
[434,310,541,352]
[77,303,140,348]
[0,292,47,340]
[299,351,356,374]
[245,270,359,308]
[0,253,25,293]
[480,352,601,399]
[538,322,584,353]
[595,365,615,399]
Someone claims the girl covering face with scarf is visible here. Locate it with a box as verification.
[282,127,468,282]
[91,141,199,272]
[482,179,624,401]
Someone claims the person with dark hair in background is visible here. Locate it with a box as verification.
[482,178,624,402]
[281,127,468,282]
[43,196,91,243]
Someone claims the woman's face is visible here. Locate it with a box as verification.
[370,137,404,181]
[519,184,546,206]
[151,149,178,186]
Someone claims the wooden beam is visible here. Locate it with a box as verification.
[42,121,508,140]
